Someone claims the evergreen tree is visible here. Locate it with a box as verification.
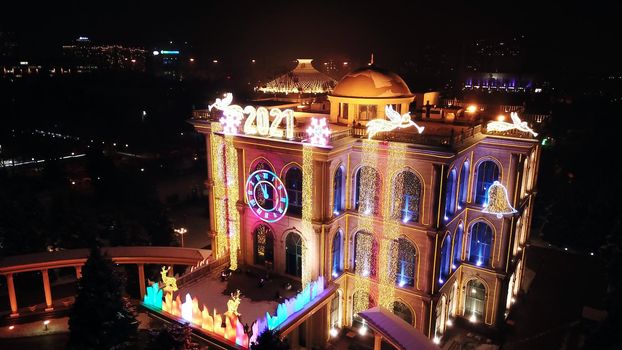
[68,246,139,349]
[250,329,289,350]
[148,323,199,350]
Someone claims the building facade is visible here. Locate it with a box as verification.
[191,65,540,346]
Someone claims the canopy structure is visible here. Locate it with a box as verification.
[258,59,336,94]
[358,307,439,350]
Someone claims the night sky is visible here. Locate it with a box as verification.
[1,1,620,73]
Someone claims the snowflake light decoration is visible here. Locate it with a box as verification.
[306,117,331,146]
[219,110,243,135]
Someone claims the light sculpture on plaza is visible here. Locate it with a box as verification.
[367,105,424,139]
[142,275,326,349]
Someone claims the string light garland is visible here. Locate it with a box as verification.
[211,129,228,259]
[301,144,314,287]
[353,139,379,318]
[378,143,406,308]
[225,136,241,270]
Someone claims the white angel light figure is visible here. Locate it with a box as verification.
[208,92,233,111]
[366,105,424,139]
[487,112,538,137]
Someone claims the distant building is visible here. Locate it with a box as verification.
[62,36,147,73]
[257,58,337,94]
[151,48,182,79]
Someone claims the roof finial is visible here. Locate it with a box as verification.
[370,53,374,66]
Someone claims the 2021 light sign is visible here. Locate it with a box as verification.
[245,170,289,223]
[209,93,294,139]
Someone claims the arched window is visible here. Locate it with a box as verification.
[354,231,378,278]
[436,295,447,334]
[355,166,380,215]
[453,223,464,267]
[253,225,274,266]
[392,301,413,325]
[285,232,303,277]
[330,291,342,328]
[467,222,493,267]
[474,160,500,205]
[444,168,457,219]
[465,280,486,320]
[439,234,452,283]
[285,167,303,216]
[458,161,470,206]
[392,170,422,223]
[333,166,345,214]
[332,230,343,277]
[396,238,416,287]
[253,160,273,172]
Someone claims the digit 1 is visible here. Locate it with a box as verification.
[283,109,294,139]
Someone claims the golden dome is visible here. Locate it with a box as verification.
[331,66,413,99]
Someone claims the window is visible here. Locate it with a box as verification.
[359,105,377,121]
[395,238,416,287]
[253,225,274,266]
[458,161,470,206]
[332,230,343,277]
[253,161,273,172]
[444,169,457,219]
[285,167,303,216]
[342,103,349,119]
[391,171,422,223]
[333,166,345,214]
[436,295,447,334]
[474,160,500,205]
[392,301,413,325]
[355,166,380,215]
[453,224,464,267]
[467,222,493,267]
[465,280,486,319]
[439,234,452,283]
[330,291,342,328]
[354,231,378,278]
[285,232,303,277]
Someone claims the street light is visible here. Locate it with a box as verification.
[44,320,50,331]
[174,227,187,247]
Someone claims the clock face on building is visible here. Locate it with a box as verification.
[245,170,289,223]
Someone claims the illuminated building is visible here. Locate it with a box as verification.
[191,64,541,348]
[257,59,337,94]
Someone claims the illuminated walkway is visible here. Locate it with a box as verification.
[0,246,211,317]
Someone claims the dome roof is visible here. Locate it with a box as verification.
[331,66,413,99]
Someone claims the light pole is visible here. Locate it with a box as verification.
[174,227,187,247]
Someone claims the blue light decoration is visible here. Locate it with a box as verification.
[249,276,325,344]
[160,50,180,55]
[143,283,163,310]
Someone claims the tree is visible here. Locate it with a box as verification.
[68,246,139,349]
[250,329,289,350]
[147,323,199,350]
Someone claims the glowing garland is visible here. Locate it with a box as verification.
[353,139,379,319]
[487,112,538,137]
[301,145,314,288]
[366,106,424,139]
[224,136,241,270]
[211,129,228,259]
[378,143,406,308]
[482,181,517,218]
